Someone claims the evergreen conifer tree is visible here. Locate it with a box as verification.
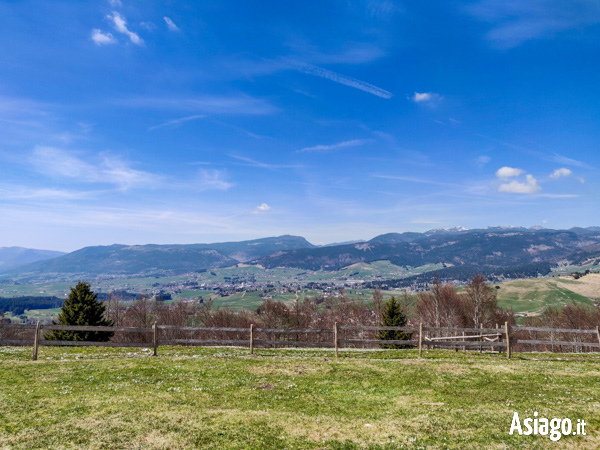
[48,281,114,341]
[377,296,411,349]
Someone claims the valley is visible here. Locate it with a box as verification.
[1,227,599,324]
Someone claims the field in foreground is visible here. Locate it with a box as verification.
[1,346,599,449]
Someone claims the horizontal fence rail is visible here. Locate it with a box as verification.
[1,322,599,360]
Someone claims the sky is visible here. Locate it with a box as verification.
[1,0,599,251]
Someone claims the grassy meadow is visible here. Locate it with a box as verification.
[1,346,599,448]
[496,276,598,317]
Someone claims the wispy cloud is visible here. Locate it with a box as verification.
[0,96,51,132]
[496,166,524,178]
[285,41,385,65]
[197,169,234,191]
[0,185,91,201]
[148,114,206,131]
[30,146,157,190]
[164,17,180,32]
[118,95,277,115]
[476,155,491,167]
[477,135,595,170]
[107,11,143,45]
[550,167,572,179]
[300,139,371,152]
[367,1,399,18]
[538,193,579,198]
[468,0,600,48]
[229,155,304,170]
[409,218,445,224]
[548,153,592,169]
[91,29,116,46]
[285,59,393,99]
[374,175,458,187]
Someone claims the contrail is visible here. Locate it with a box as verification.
[284,59,393,99]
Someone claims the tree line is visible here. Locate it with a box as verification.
[16,276,598,352]
[47,276,513,342]
[0,296,63,316]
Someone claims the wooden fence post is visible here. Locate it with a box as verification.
[334,322,338,358]
[505,321,511,359]
[250,324,254,355]
[492,324,498,352]
[479,323,483,353]
[152,322,158,356]
[32,321,41,361]
[418,323,423,358]
[596,326,600,349]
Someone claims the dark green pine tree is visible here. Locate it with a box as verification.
[377,296,411,349]
[48,281,114,342]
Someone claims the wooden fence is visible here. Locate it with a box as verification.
[1,322,599,361]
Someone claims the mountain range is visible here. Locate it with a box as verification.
[0,247,66,272]
[2,227,599,282]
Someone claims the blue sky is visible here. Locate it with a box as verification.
[1,0,599,251]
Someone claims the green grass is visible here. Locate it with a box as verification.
[1,346,599,448]
[496,278,595,317]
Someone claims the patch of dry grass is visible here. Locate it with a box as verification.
[556,274,600,299]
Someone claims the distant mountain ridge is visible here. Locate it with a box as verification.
[0,247,66,272]
[3,228,600,281]
[253,227,600,276]
[2,235,314,278]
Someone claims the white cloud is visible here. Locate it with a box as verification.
[251,203,271,214]
[30,146,156,190]
[550,167,572,179]
[300,139,370,152]
[285,59,392,99]
[197,169,234,191]
[498,174,541,194]
[495,166,524,178]
[108,0,122,7]
[164,17,180,32]
[107,11,143,45]
[413,92,431,102]
[411,92,442,105]
[91,29,116,46]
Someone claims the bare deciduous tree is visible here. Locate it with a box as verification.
[463,274,497,328]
